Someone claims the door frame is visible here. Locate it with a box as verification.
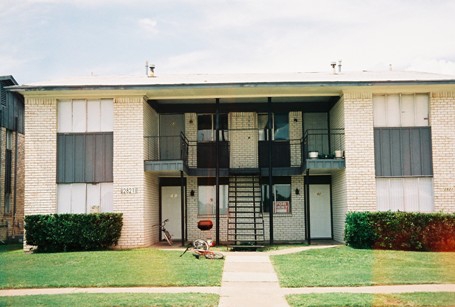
[304,175,333,241]
[159,177,187,243]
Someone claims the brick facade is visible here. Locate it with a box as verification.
[430,91,455,212]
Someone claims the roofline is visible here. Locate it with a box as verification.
[0,75,18,86]
[8,78,455,93]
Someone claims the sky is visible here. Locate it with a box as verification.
[1,0,455,84]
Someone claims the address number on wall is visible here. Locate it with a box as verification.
[121,187,138,194]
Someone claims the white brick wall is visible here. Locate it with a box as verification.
[24,97,57,215]
[343,92,377,212]
[330,97,347,242]
[430,92,455,212]
[230,112,258,168]
[114,96,149,248]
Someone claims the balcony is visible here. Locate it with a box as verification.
[144,128,345,175]
[303,128,345,170]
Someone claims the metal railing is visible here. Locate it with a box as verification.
[303,128,345,159]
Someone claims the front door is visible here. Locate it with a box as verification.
[160,114,184,160]
[309,184,332,239]
[161,186,182,240]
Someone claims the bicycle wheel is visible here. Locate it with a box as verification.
[163,230,173,245]
[204,251,224,260]
[193,239,209,250]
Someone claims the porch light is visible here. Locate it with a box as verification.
[295,188,300,195]
[190,190,195,197]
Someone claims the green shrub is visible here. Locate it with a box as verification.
[25,213,123,252]
[345,211,455,251]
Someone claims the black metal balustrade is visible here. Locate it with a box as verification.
[303,128,345,160]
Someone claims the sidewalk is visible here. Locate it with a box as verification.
[1,245,454,307]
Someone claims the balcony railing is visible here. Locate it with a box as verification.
[303,128,345,159]
[145,128,344,172]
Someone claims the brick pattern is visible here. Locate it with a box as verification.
[330,97,347,242]
[24,98,57,216]
[229,112,258,168]
[343,92,377,212]
[185,113,197,167]
[113,96,148,248]
[289,111,302,166]
[430,92,455,212]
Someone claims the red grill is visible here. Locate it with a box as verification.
[197,220,213,231]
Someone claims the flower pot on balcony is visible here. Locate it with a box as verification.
[308,151,319,159]
[334,150,343,158]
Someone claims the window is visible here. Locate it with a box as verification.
[373,94,429,127]
[373,94,433,212]
[57,183,113,213]
[376,178,433,212]
[57,99,114,212]
[58,99,113,133]
[197,178,228,215]
[261,177,291,213]
[374,127,432,176]
[258,113,289,141]
[197,114,228,142]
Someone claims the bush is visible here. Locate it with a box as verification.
[345,211,455,251]
[25,213,123,252]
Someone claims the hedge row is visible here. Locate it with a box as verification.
[25,213,123,252]
[345,211,455,251]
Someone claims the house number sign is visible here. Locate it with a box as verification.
[121,187,138,194]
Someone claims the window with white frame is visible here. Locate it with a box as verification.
[58,99,113,133]
[57,99,114,213]
[57,183,113,214]
[373,94,433,212]
[376,178,433,212]
[373,94,429,127]
[198,182,228,215]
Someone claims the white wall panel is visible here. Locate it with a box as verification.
[100,183,113,212]
[87,183,101,212]
[87,100,101,132]
[58,100,72,133]
[386,95,401,127]
[57,184,72,213]
[100,99,114,131]
[72,100,86,132]
[71,183,86,213]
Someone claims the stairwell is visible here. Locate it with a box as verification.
[227,175,265,249]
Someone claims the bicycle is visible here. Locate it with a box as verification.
[180,239,224,259]
[154,219,173,246]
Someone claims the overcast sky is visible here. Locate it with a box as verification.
[1,0,455,84]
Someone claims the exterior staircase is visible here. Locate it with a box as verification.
[227,174,265,249]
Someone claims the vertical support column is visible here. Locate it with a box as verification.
[215,98,220,245]
[305,169,311,245]
[180,171,185,246]
[267,97,274,244]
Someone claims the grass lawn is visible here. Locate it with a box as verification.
[0,245,224,289]
[271,246,455,287]
[0,293,219,307]
[286,292,455,307]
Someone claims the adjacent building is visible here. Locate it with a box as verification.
[11,70,455,248]
[0,76,25,243]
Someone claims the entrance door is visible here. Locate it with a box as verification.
[309,184,332,239]
[161,186,182,240]
[160,114,184,160]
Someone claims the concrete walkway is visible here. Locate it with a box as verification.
[1,245,454,307]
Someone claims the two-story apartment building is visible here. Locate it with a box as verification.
[11,70,455,248]
[0,75,25,243]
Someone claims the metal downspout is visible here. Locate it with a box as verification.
[12,117,18,238]
[268,97,274,244]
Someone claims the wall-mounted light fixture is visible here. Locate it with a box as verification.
[190,190,195,197]
[293,118,298,122]
[295,188,300,195]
